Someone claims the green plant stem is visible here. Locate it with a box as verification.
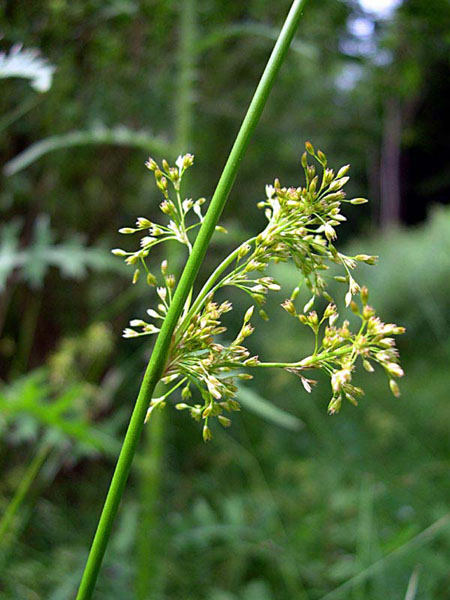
[136,4,198,595]
[248,347,350,369]
[75,2,307,597]
[178,236,257,336]
[0,94,40,133]
[10,291,42,378]
[0,442,51,545]
[174,0,196,152]
[135,388,166,600]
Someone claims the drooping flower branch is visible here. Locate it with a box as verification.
[114,143,405,440]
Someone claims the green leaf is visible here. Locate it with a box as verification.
[197,23,315,59]
[0,370,120,456]
[4,125,174,176]
[0,215,123,290]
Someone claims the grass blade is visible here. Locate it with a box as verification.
[238,385,303,431]
[320,514,450,600]
[4,126,173,176]
[404,566,420,600]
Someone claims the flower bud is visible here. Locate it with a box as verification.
[305,141,315,155]
[243,356,260,367]
[327,396,342,415]
[362,305,376,320]
[303,297,314,313]
[360,286,369,305]
[324,223,337,241]
[329,176,349,192]
[281,299,296,316]
[181,385,192,400]
[324,303,337,319]
[386,363,404,378]
[238,373,253,380]
[356,254,378,265]
[202,405,212,418]
[111,248,127,256]
[336,164,350,178]
[145,157,158,171]
[218,415,231,428]
[146,272,157,286]
[389,379,401,397]
[308,310,319,326]
[334,275,348,283]
[157,177,168,192]
[238,243,251,261]
[301,152,308,168]
[125,254,139,265]
[317,150,327,166]
[166,274,175,289]
[244,306,254,322]
[202,425,213,442]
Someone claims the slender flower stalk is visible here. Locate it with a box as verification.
[76,2,308,597]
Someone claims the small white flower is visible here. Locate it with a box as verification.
[331,368,351,393]
[123,328,138,338]
[265,184,275,199]
[175,155,184,171]
[130,319,146,327]
[386,363,404,378]
[140,236,156,247]
[0,44,56,92]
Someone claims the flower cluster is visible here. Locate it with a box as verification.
[148,303,258,441]
[114,144,405,440]
[112,154,225,288]
[280,287,405,414]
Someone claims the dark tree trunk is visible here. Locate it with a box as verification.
[380,98,402,228]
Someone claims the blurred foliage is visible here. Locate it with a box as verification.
[0,0,449,598]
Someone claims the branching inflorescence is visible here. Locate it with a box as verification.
[113,143,405,441]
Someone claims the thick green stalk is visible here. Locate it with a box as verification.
[75,2,307,597]
[136,4,198,597]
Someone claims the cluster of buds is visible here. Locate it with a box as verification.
[145,302,258,441]
[112,154,225,286]
[122,259,175,338]
[253,142,377,308]
[281,287,405,414]
[114,144,405,440]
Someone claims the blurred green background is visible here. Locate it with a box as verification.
[1,0,449,598]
